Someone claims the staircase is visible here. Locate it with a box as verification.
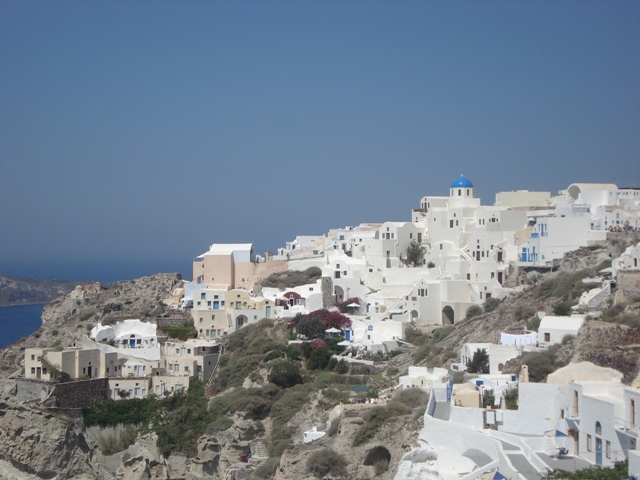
[252,441,269,460]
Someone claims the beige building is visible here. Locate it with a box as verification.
[192,243,287,290]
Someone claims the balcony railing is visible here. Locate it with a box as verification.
[615,417,639,437]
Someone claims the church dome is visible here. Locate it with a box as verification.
[451,176,474,188]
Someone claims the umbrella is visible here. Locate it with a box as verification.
[347,303,361,308]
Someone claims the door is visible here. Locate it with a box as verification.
[596,438,602,465]
[87,366,92,378]
[130,338,136,348]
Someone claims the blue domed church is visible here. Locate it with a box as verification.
[450,175,475,199]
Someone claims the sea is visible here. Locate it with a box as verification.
[0,303,44,349]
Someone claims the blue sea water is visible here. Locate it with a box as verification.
[0,304,44,348]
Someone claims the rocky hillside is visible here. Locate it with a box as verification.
[0,275,81,306]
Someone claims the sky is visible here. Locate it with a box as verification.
[1,1,639,282]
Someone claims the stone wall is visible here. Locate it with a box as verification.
[157,317,191,328]
[42,377,109,409]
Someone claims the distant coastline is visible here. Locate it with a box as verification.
[0,275,80,307]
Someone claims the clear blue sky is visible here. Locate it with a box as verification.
[1,1,639,282]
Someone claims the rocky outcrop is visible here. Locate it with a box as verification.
[0,381,95,479]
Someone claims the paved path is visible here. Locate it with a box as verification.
[507,453,543,480]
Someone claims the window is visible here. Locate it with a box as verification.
[544,333,551,342]
[595,421,602,435]
[606,440,611,459]
[201,293,206,300]
[31,367,35,374]
[31,355,35,360]
[334,271,341,279]
[587,434,592,451]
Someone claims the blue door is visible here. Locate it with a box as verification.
[596,438,602,465]
[345,330,351,341]
[130,338,136,348]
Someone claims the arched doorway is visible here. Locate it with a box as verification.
[410,310,419,322]
[334,286,344,303]
[236,315,248,331]
[442,306,454,325]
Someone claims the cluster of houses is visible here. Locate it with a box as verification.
[183,178,639,356]
[390,360,640,480]
[23,319,221,400]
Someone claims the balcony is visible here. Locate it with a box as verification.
[615,417,639,437]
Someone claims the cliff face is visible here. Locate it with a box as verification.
[0,380,96,479]
[0,276,81,306]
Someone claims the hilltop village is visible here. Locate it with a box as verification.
[7,177,640,480]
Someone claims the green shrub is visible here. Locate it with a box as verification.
[285,345,302,360]
[535,270,592,300]
[260,268,322,288]
[503,387,518,410]
[209,385,280,419]
[483,297,501,312]
[268,361,303,389]
[465,305,483,320]
[206,416,234,432]
[386,366,399,377]
[307,448,348,478]
[393,388,429,410]
[515,305,537,322]
[263,350,281,362]
[163,326,197,341]
[328,417,340,436]
[430,326,454,344]
[335,359,349,374]
[553,302,573,316]
[217,354,262,388]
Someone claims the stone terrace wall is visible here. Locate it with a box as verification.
[157,317,192,328]
[42,377,109,409]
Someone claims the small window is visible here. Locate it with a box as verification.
[587,434,592,451]
[595,421,602,435]
[544,333,551,342]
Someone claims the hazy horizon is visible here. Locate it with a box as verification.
[2,1,638,283]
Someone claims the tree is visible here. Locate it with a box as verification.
[308,347,333,370]
[467,348,489,374]
[296,316,326,339]
[483,389,495,408]
[406,241,426,267]
[268,361,303,389]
